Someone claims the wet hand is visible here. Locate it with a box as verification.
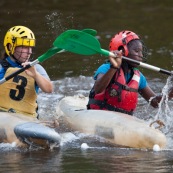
[109,50,122,69]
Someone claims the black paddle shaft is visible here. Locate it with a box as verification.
[5,64,31,81]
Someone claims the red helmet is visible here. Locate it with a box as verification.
[109,30,140,56]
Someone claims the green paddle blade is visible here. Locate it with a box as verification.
[53,30,109,56]
[38,29,97,62]
[82,28,97,36]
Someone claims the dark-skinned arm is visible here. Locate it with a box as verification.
[138,85,173,109]
[94,68,117,94]
[94,50,122,94]
[139,86,162,108]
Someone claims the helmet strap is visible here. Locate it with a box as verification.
[123,45,129,56]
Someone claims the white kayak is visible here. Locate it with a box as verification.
[56,95,167,149]
[0,112,61,149]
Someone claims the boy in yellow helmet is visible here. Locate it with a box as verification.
[0,26,53,118]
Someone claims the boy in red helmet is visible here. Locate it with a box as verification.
[87,30,173,115]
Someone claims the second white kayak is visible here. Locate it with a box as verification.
[56,95,167,149]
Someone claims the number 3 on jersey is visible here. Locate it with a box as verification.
[9,75,27,101]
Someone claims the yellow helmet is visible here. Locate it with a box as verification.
[4,26,36,56]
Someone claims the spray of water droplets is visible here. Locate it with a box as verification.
[45,12,75,36]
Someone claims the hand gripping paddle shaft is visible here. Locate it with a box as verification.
[53,29,172,76]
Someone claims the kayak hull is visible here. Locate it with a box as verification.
[0,112,61,148]
[56,95,167,149]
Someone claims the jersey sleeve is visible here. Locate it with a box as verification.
[35,64,50,80]
[139,72,148,90]
[94,63,110,80]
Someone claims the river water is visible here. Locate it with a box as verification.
[1,0,173,172]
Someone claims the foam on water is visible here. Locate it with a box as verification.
[60,132,79,146]
[0,142,19,152]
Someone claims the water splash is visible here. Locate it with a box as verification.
[45,12,75,36]
[153,75,173,132]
